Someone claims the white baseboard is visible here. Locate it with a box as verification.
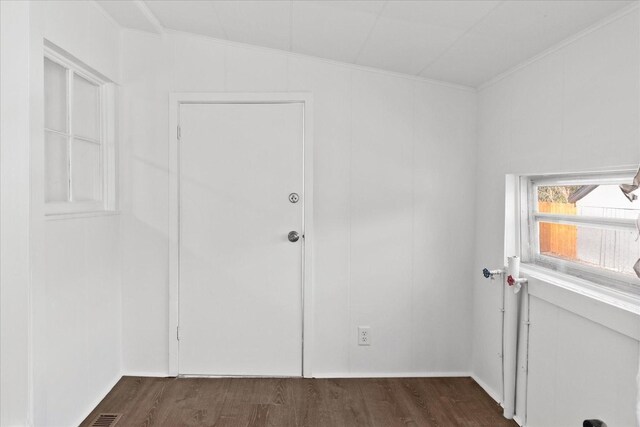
[513,414,525,426]
[311,371,472,379]
[71,373,122,427]
[470,375,526,426]
[471,374,503,405]
[121,371,174,378]
[121,371,471,379]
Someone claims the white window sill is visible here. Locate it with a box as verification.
[520,263,640,340]
[45,210,120,221]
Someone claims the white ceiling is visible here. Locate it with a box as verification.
[98,0,635,87]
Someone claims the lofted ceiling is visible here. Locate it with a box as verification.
[97,0,635,87]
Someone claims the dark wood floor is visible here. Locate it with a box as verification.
[80,376,517,427]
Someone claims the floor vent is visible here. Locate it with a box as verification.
[90,413,122,427]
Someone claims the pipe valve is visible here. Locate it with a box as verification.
[482,268,504,280]
[506,275,527,286]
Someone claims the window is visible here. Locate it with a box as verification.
[521,171,640,294]
[43,46,116,215]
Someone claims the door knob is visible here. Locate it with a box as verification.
[288,231,300,242]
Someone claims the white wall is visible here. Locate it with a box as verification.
[120,29,478,377]
[27,2,123,426]
[1,1,32,425]
[472,6,640,425]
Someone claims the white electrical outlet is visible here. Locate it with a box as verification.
[358,326,371,346]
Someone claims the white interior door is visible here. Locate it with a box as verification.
[178,102,304,376]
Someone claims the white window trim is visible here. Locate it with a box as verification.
[43,45,117,218]
[517,169,640,296]
[520,265,640,340]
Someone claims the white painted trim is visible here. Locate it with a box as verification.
[524,270,640,341]
[70,374,121,427]
[44,210,120,222]
[471,374,503,406]
[103,82,118,211]
[168,95,179,377]
[179,374,304,379]
[163,29,476,93]
[45,201,105,216]
[43,45,118,216]
[168,92,315,378]
[512,167,640,297]
[132,0,165,35]
[301,95,314,379]
[124,371,472,379]
[313,371,472,379]
[43,42,113,85]
[120,372,173,378]
[92,0,164,35]
[90,0,121,31]
[176,371,471,379]
[479,2,640,91]
[504,174,519,263]
[513,415,525,426]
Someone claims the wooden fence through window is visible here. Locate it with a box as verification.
[538,202,577,260]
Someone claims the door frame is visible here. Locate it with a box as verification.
[168,92,314,377]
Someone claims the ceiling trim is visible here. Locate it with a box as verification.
[478,1,640,91]
[134,0,165,34]
[91,0,121,30]
[164,28,477,92]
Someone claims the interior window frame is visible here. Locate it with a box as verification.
[43,45,116,217]
[520,170,640,296]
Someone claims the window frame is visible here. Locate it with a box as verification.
[43,45,116,217]
[520,170,640,295]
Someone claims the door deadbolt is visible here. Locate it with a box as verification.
[288,231,300,242]
[289,193,299,203]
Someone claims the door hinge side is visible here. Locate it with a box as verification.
[177,125,181,140]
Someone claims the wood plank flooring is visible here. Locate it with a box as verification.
[80,376,518,427]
